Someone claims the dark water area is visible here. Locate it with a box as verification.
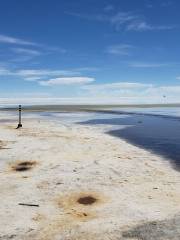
[79,114,180,171]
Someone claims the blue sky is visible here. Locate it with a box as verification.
[0,0,180,104]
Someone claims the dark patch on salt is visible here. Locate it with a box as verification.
[12,161,36,172]
[77,196,97,205]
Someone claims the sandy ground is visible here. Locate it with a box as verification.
[0,114,180,240]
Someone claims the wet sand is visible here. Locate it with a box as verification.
[0,111,180,240]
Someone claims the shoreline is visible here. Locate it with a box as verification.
[0,114,180,239]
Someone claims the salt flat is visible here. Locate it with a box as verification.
[0,113,180,240]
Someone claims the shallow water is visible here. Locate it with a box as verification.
[76,107,180,171]
[111,107,180,118]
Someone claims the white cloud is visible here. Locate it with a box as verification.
[127,21,153,31]
[0,67,11,75]
[129,62,170,68]
[67,10,176,32]
[0,66,98,76]
[0,34,37,46]
[0,67,80,80]
[17,69,81,80]
[1,82,180,105]
[11,48,41,56]
[110,11,175,31]
[39,77,95,86]
[85,82,180,99]
[111,12,176,31]
[0,34,67,58]
[110,12,137,30]
[74,67,100,72]
[159,86,180,93]
[23,76,42,81]
[82,82,153,92]
[81,81,180,103]
[107,44,133,55]
[110,12,176,32]
[127,21,175,31]
[17,69,69,77]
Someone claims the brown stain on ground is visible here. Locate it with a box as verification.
[10,160,37,172]
[57,191,107,221]
[0,140,15,149]
[77,195,97,205]
[58,191,105,207]
[33,192,107,240]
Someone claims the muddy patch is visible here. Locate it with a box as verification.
[58,192,104,209]
[122,214,180,240]
[11,161,37,172]
[77,196,97,205]
[56,191,106,222]
[32,192,107,240]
